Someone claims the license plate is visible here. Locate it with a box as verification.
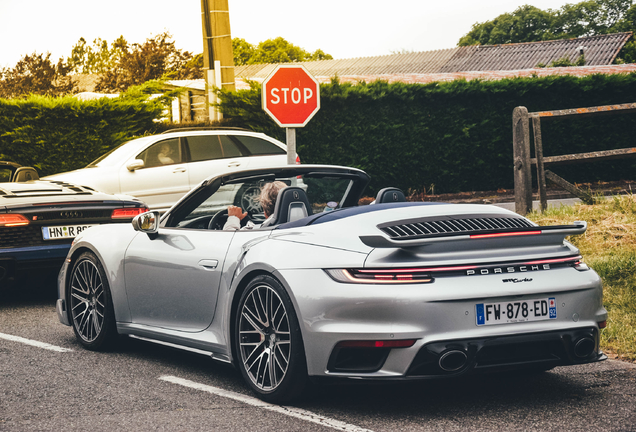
[476,297,556,326]
[41,224,95,240]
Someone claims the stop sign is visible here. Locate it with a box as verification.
[261,65,320,127]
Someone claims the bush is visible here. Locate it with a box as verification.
[0,88,166,176]
[218,74,636,195]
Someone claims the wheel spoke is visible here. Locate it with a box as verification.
[242,310,264,334]
[74,263,90,294]
[71,291,88,303]
[268,350,277,387]
[255,288,269,327]
[247,291,267,327]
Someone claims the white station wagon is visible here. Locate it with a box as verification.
[44,129,290,213]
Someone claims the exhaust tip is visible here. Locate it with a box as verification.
[574,337,595,358]
[439,349,468,372]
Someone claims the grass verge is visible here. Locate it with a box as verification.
[527,194,636,362]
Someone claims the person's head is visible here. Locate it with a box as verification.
[259,181,286,218]
[160,143,172,154]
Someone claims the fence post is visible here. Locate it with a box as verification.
[513,106,532,215]
[532,116,548,212]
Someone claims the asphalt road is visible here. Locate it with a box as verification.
[1,286,635,432]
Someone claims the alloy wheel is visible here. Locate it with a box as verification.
[238,283,291,391]
[70,258,105,343]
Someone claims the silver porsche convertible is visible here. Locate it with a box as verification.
[56,165,607,403]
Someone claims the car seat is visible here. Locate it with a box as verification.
[263,186,313,226]
[12,167,39,182]
[374,187,406,204]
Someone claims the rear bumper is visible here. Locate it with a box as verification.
[0,244,70,286]
[313,327,606,384]
[405,327,605,378]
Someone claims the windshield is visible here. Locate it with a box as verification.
[174,173,354,229]
[85,136,155,168]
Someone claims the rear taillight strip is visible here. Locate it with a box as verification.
[470,230,542,239]
[111,208,148,219]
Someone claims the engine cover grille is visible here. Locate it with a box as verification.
[379,215,535,240]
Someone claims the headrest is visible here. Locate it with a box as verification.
[374,187,405,204]
[267,186,313,226]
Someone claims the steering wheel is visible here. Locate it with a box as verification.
[208,209,228,230]
[208,209,252,230]
[179,214,213,229]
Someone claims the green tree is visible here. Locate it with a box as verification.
[612,3,636,61]
[67,36,128,74]
[0,52,75,98]
[232,37,333,65]
[459,0,634,46]
[95,32,202,93]
[308,49,333,61]
[233,37,256,66]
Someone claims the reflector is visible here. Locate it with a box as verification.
[336,339,417,348]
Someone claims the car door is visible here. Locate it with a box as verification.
[119,137,190,211]
[185,134,250,189]
[123,227,234,332]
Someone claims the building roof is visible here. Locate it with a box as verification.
[235,32,632,79]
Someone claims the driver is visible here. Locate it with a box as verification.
[223,181,286,230]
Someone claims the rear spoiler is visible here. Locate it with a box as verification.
[359,221,587,249]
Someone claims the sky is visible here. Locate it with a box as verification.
[0,0,576,69]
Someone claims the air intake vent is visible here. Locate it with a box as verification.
[379,215,535,240]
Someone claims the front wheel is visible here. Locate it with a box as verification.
[235,275,307,403]
[68,251,118,350]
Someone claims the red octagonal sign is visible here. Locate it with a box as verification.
[262,65,320,128]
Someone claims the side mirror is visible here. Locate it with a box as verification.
[126,159,145,171]
[132,211,160,238]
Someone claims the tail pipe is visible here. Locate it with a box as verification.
[574,337,596,358]
[438,349,469,372]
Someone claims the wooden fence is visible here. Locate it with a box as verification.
[512,103,636,215]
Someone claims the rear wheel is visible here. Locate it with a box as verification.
[235,275,307,403]
[69,251,118,350]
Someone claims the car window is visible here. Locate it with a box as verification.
[0,167,14,182]
[136,138,182,168]
[86,136,155,168]
[219,136,242,158]
[302,177,352,214]
[231,136,285,156]
[186,136,223,162]
[186,135,242,162]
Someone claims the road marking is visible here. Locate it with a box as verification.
[159,375,374,432]
[0,332,72,352]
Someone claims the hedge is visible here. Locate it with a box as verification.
[217,74,636,195]
[0,92,165,177]
[1,74,635,194]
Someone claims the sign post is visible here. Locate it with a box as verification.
[261,65,320,164]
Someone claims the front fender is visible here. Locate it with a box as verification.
[60,224,139,324]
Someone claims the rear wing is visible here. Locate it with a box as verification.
[359,221,587,249]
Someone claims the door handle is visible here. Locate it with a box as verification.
[198,259,219,270]
[227,161,241,168]
[173,167,186,173]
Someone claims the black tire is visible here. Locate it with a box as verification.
[234,274,308,403]
[68,251,118,351]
